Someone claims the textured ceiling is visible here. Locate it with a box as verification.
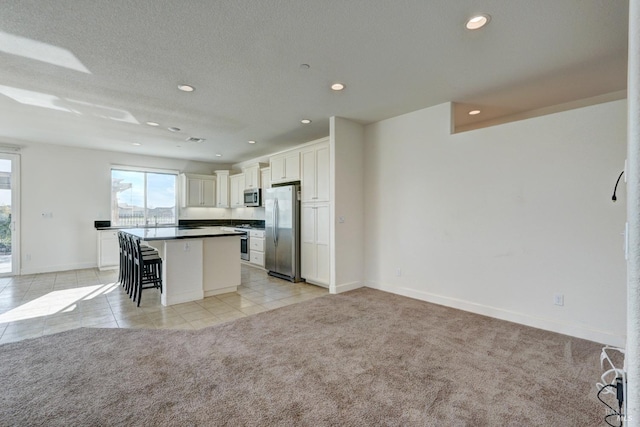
[0,0,629,163]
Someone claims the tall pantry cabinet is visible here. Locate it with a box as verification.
[300,139,330,287]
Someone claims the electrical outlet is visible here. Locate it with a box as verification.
[26,254,31,262]
[396,268,402,277]
[553,293,564,306]
[184,242,190,252]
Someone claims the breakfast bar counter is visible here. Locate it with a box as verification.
[120,227,244,306]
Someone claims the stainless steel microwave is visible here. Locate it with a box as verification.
[243,188,261,207]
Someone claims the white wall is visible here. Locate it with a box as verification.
[20,141,225,274]
[331,117,365,293]
[364,100,627,346]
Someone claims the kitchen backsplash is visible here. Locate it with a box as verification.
[179,207,265,221]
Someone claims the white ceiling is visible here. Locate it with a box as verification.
[0,0,629,163]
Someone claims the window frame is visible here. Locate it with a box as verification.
[110,165,179,227]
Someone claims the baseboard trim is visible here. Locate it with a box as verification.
[204,286,238,297]
[331,281,363,294]
[20,262,97,276]
[162,290,204,307]
[367,281,625,347]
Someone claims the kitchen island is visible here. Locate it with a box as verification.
[120,227,244,306]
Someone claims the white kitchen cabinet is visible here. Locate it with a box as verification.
[180,173,216,207]
[249,229,265,267]
[260,167,271,206]
[97,230,119,271]
[301,141,330,203]
[215,170,230,208]
[243,164,261,190]
[301,203,330,286]
[270,150,300,184]
[229,173,246,208]
[260,167,271,190]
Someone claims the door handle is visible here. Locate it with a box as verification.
[273,198,278,246]
[274,198,279,246]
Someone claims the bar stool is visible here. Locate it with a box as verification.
[118,232,159,300]
[131,236,163,306]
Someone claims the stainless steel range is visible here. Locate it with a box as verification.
[235,228,250,261]
[233,224,264,261]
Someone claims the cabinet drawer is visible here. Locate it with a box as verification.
[101,230,118,239]
[249,230,265,238]
[250,238,264,252]
[250,251,264,266]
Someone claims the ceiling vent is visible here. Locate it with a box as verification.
[186,137,205,143]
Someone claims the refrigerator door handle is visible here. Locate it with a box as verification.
[273,198,279,246]
[275,198,279,245]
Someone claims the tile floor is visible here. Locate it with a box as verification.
[0,265,329,345]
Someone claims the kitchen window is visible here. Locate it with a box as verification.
[111,167,178,227]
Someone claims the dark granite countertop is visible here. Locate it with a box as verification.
[96,219,265,231]
[120,226,244,241]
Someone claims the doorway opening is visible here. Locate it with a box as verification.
[0,153,19,276]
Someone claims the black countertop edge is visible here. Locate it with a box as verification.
[95,219,265,230]
[178,219,265,228]
[119,227,244,241]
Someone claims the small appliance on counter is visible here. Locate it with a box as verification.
[94,220,111,229]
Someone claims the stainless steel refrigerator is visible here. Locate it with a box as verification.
[265,184,302,282]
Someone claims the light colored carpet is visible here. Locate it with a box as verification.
[0,288,602,426]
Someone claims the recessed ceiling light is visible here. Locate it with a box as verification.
[132,142,141,146]
[146,121,159,126]
[300,64,310,69]
[186,137,205,143]
[301,119,312,124]
[178,84,195,92]
[466,14,490,30]
[215,153,222,157]
[331,83,345,91]
[248,140,256,144]
[168,127,181,132]
[468,110,481,115]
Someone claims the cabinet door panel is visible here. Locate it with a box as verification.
[301,205,316,278]
[187,178,202,206]
[270,157,285,181]
[216,174,229,208]
[316,241,330,284]
[284,152,300,180]
[202,179,216,206]
[301,205,315,244]
[316,145,330,202]
[250,251,264,266]
[316,204,330,245]
[301,149,316,202]
[250,238,264,252]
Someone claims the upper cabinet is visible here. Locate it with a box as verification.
[270,150,300,185]
[180,173,216,207]
[261,168,271,189]
[215,170,230,208]
[260,167,271,207]
[229,173,246,208]
[301,141,330,203]
[242,164,261,190]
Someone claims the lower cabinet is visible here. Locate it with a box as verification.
[249,229,265,267]
[97,230,119,271]
[301,203,330,286]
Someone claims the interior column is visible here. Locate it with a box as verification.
[627,0,640,424]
